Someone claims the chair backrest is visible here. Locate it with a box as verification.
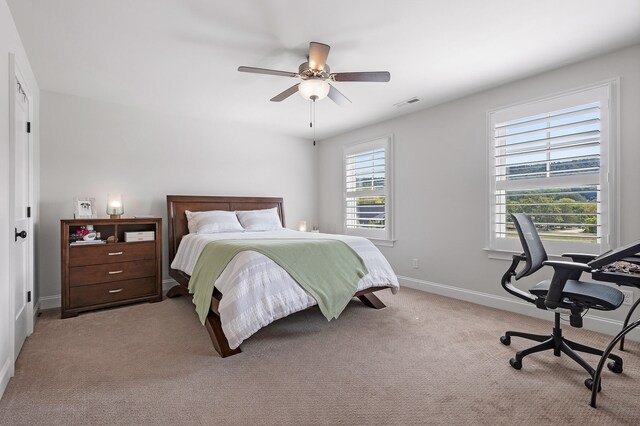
[511,213,548,280]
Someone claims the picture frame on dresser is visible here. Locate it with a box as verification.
[73,196,97,219]
[60,218,163,318]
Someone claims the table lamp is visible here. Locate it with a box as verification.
[107,193,124,219]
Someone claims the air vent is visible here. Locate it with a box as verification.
[393,97,421,108]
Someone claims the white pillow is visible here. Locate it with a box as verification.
[185,210,244,234]
[236,207,283,232]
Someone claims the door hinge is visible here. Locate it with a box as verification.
[27,291,31,303]
[27,206,31,218]
[26,122,31,133]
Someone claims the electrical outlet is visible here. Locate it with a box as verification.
[621,289,634,306]
[412,258,419,269]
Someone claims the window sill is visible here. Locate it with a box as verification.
[484,248,517,261]
[484,247,575,261]
[369,238,395,248]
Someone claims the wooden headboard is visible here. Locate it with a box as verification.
[166,195,285,265]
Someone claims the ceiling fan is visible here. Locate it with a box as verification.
[238,42,391,106]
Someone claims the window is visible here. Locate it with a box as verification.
[344,135,394,243]
[488,82,617,254]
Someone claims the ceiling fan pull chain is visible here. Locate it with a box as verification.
[312,99,316,146]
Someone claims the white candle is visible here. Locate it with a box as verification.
[298,220,307,232]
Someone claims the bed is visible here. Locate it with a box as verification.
[166,195,399,357]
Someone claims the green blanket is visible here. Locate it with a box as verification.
[188,239,369,324]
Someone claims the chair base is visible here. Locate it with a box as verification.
[501,313,623,390]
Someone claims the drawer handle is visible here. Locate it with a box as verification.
[108,288,123,294]
[108,270,123,275]
[108,252,123,256]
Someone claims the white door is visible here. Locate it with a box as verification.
[13,77,32,359]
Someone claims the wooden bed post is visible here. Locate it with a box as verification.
[207,290,242,357]
[166,281,241,357]
[166,284,189,298]
[357,292,386,309]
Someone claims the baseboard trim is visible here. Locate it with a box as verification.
[38,294,61,310]
[397,275,640,342]
[33,300,40,322]
[36,279,179,310]
[0,356,13,401]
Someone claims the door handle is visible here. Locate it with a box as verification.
[108,270,123,275]
[15,228,27,241]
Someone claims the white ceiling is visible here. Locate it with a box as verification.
[8,0,640,140]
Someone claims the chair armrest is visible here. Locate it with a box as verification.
[543,260,593,272]
[543,261,592,309]
[562,252,598,263]
[500,254,537,305]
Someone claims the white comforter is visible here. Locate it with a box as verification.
[170,230,399,349]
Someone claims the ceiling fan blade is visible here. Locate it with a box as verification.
[327,84,351,107]
[270,84,300,102]
[308,42,330,71]
[332,71,391,82]
[238,66,298,78]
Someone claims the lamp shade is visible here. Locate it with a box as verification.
[107,193,124,218]
[298,79,330,101]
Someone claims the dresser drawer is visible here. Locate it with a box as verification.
[69,259,156,287]
[69,242,155,267]
[69,277,156,308]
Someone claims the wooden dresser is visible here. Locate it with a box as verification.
[60,218,162,318]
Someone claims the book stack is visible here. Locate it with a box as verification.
[70,240,106,246]
[124,231,155,242]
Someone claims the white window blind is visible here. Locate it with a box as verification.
[344,136,393,242]
[489,83,615,254]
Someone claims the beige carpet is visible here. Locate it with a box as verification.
[0,287,638,425]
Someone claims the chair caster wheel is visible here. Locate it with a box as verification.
[500,336,511,346]
[584,378,602,392]
[509,358,522,370]
[607,361,623,374]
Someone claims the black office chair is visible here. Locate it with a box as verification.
[500,213,625,390]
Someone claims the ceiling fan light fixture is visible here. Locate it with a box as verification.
[298,79,330,101]
[238,41,390,106]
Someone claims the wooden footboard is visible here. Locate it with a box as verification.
[356,289,387,309]
[167,268,241,357]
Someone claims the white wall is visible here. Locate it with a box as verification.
[37,91,317,304]
[317,44,640,335]
[0,0,39,399]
